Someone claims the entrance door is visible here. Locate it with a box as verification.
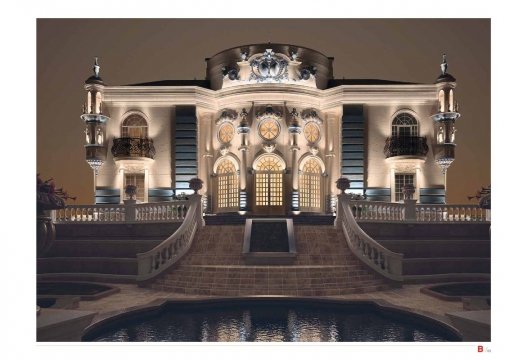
[253,154,285,215]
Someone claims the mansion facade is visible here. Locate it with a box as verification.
[81,43,459,215]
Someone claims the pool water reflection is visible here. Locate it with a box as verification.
[90,304,455,342]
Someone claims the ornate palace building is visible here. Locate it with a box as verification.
[81,43,460,215]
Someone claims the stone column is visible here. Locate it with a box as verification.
[288,109,301,214]
[144,168,149,203]
[237,109,250,213]
[324,112,338,213]
[119,168,125,203]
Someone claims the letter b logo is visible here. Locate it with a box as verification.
[478,346,483,352]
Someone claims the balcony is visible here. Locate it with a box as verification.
[384,136,428,159]
[111,137,156,159]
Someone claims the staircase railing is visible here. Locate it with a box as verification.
[137,194,203,282]
[337,195,403,281]
[53,200,189,223]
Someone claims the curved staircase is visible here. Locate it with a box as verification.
[358,222,491,283]
[150,224,396,296]
[37,223,181,283]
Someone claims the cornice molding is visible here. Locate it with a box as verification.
[103,83,438,110]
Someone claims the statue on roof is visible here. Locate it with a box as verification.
[441,53,448,75]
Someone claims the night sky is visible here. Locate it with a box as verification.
[36,19,490,204]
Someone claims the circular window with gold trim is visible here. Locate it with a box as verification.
[218,123,235,144]
[303,122,321,143]
[258,118,280,141]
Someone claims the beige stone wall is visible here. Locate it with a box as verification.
[364,103,445,193]
[96,105,174,192]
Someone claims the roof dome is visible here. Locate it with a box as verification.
[85,75,105,85]
[435,54,456,83]
[85,57,105,85]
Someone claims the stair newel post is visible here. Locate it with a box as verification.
[334,177,351,228]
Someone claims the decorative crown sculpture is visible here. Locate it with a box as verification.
[250,49,288,83]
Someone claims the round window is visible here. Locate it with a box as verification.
[259,118,280,141]
[218,123,235,144]
[303,122,321,143]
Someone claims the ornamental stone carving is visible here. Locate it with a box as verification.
[250,49,288,83]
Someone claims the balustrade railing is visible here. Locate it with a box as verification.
[137,195,203,282]
[53,199,189,223]
[339,195,403,281]
[415,204,490,222]
[348,200,489,223]
[350,200,405,221]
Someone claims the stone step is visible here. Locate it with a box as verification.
[45,240,162,258]
[377,239,491,258]
[204,215,335,226]
[402,258,491,276]
[37,273,137,284]
[55,222,181,240]
[359,222,491,241]
[37,257,138,275]
[154,264,393,296]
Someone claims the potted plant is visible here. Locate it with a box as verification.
[37,174,76,256]
[188,178,203,194]
[125,184,137,200]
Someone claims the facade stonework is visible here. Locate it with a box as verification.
[81,44,460,214]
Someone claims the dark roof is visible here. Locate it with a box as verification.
[85,75,105,85]
[127,79,211,88]
[435,73,456,83]
[124,78,417,89]
[327,79,418,88]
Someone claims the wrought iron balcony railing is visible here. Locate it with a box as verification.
[111,137,156,159]
[384,136,428,158]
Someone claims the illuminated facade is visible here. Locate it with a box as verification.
[81,44,460,215]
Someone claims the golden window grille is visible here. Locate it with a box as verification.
[303,122,320,143]
[255,154,284,206]
[259,118,280,141]
[299,159,321,210]
[218,123,235,144]
[216,159,239,209]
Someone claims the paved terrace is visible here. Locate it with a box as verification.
[77,283,464,327]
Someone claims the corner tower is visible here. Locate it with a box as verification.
[81,58,109,201]
[432,54,460,202]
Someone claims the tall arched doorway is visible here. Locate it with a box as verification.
[299,157,324,213]
[214,157,239,212]
[253,153,285,215]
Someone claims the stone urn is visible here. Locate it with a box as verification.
[189,178,203,194]
[125,185,137,200]
[37,192,65,256]
[336,177,350,194]
[479,193,491,210]
[403,184,416,200]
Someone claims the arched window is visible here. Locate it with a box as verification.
[254,154,285,207]
[299,158,322,212]
[438,90,445,112]
[216,158,239,210]
[392,113,418,138]
[449,89,454,112]
[87,91,92,113]
[95,92,102,114]
[121,114,148,138]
